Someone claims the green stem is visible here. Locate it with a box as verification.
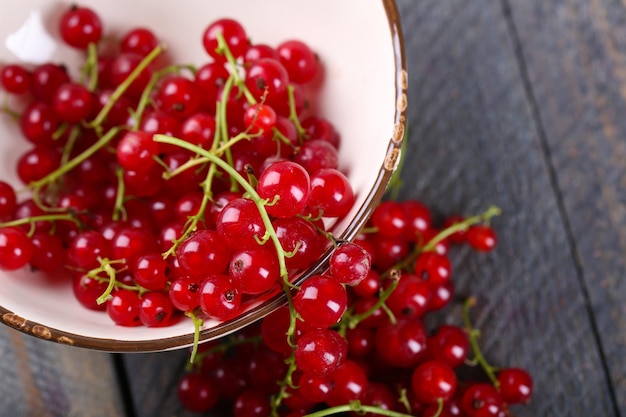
[153,134,292,287]
[303,403,415,417]
[186,310,203,365]
[287,84,306,139]
[112,167,127,222]
[132,64,181,130]
[216,32,256,105]
[462,297,499,387]
[88,45,164,128]
[422,205,501,253]
[60,125,81,166]
[91,259,124,305]
[86,42,99,91]
[0,213,79,232]
[341,270,400,331]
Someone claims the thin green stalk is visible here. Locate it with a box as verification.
[153,134,292,287]
[303,403,415,417]
[88,44,164,128]
[462,297,499,387]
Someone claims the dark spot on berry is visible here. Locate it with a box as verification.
[233,259,244,272]
[256,78,267,91]
[473,399,485,410]
[156,311,167,322]
[224,290,236,302]
[189,282,199,293]
[173,103,185,112]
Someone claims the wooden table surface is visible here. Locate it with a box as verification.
[1,0,625,416]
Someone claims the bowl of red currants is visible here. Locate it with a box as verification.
[0,0,407,351]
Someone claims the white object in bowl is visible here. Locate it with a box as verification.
[0,0,407,351]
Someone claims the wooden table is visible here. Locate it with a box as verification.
[1,0,625,416]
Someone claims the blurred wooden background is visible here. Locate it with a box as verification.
[1,0,625,416]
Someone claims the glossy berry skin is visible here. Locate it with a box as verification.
[72,273,108,311]
[412,360,458,405]
[0,64,31,94]
[134,253,169,291]
[107,289,142,326]
[17,146,60,184]
[29,233,65,272]
[156,76,200,119]
[216,198,267,250]
[199,275,241,321]
[111,228,158,268]
[120,27,159,56]
[203,18,249,60]
[461,383,503,417]
[298,373,332,404]
[53,82,95,123]
[325,360,369,407]
[402,200,432,242]
[139,291,175,327]
[276,40,319,84]
[256,161,310,218]
[116,130,158,173]
[243,103,277,136]
[374,317,428,368]
[427,325,470,368]
[0,227,33,270]
[0,181,17,220]
[67,231,110,270]
[293,139,339,174]
[414,251,452,288]
[295,329,346,377]
[229,248,279,294]
[467,225,497,252]
[110,53,154,98]
[308,168,355,218]
[245,58,289,102]
[329,242,371,285]
[232,390,271,417]
[168,277,201,312]
[178,373,219,413]
[19,102,59,146]
[293,275,347,328]
[59,5,103,49]
[176,230,231,279]
[371,201,407,238]
[497,368,533,404]
[273,217,324,270]
[31,63,70,102]
[385,273,432,319]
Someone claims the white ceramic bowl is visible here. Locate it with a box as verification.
[0,0,407,351]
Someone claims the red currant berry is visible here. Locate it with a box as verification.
[0,227,33,270]
[216,197,267,250]
[199,275,241,321]
[308,168,355,218]
[412,360,458,404]
[385,273,432,319]
[107,289,142,326]
[295,329,346,377]
[134,253,169,291]
[232,390,270,417]
[293,139,339,174]
[110,53,154,98]
[0,64,32,94]
[180,112,216,150]
[72,273,108,310]
[497,368,533,404]
[31,63,70,102]
[0,181,17,220]
[372,201,408,239]
[427,325,470,368]
[256,160,310,218]
[229,248,279,295]
[53,82,96,123]
[293,275,347,328]
[442,215,467,244]
[59,5,103,49]
[156,75,200,119]
[329,242,371,285]
[245,58,289,102]
[176,230,231,279]
[244,43,279,62]
[19,102,60,146]
[414,251,452,288]
[178,373,219,413]
[29,232,65,272]
[461,383,503,417]
[67,231,110,270]
[467,225,498,252]
[168,277,201,312]
[120,27,159,57]
[325,360,368,407]
[116,130,158,173]
[139,291,175,327]
[202,18,249,60]
[374,317,428,368]
[277,40,319,84]
[17,146,61,184]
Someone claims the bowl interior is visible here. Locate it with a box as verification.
[0,0,405,351]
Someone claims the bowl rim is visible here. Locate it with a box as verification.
[0,0,408,352]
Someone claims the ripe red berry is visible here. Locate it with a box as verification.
[497,367,533,404]
[0,227,33,270]
[276,40,319,84]
[461,383,503,417]
[256,160,310,218]
[467,225,497,252]
[329,242,372,285]
[178,373,219,413]
[293,275,347,328]
[59,5,103,49]
[0,64,32,94]
[412,360,458,404]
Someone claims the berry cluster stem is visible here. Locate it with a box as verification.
[462,297,500,387]
[303,402,415,417]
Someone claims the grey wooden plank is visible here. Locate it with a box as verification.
[397,0,616,416]
[0,326,127,417]
[505,0,626,413]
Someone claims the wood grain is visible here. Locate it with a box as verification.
[0,326,127,416]
[505,0,626,413]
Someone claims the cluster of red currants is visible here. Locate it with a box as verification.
[177,199,534,417]
[0,7,352,328]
